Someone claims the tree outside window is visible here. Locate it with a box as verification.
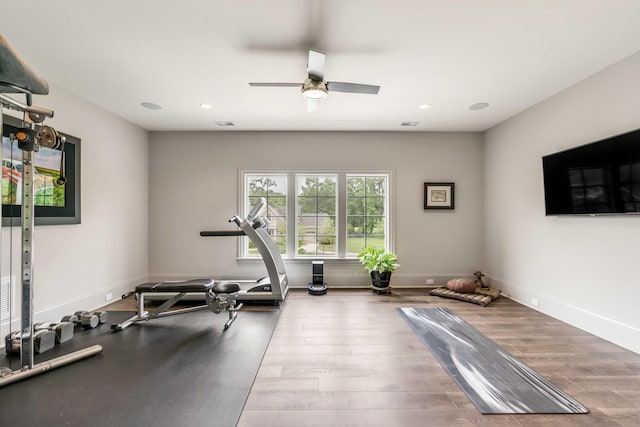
[346,175,386,257]
[297,175,337,256]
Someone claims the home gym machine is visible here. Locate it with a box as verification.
[111,197,289,332]
[0,34,102,387]
[200,197,289,305]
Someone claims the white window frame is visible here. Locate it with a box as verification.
[344,173,391,257]
[295,173,338,258]
[239,169,393,259]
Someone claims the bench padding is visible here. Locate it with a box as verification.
[213,281,241,294]
[136,278,214,293]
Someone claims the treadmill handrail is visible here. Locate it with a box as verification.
[200,230,245,237]
[201,216,264,236]
[247,197,266,222]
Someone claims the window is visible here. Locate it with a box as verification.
[246,174,287,255]
[242,171,391,259]
[297,175,337,256]
[346,175,386,256]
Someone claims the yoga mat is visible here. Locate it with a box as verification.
[398,307,588,414]
[0,309,280,426]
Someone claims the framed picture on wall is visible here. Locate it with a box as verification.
[2,114,81,225]
[424,182,454,210]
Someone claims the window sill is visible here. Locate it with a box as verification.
[237,257,362,266]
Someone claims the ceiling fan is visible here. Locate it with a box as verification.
[249,50,380,111]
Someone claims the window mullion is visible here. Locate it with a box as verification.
[287,172,296,258]
[240,171,249,258]
[337,173,346,258]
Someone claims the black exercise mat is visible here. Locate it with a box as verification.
[0,309,280,426]
[398,307,588,414]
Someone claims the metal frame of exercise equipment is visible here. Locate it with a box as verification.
[0,35,102,387]
[200,197,289,304]
[111,278,243,332]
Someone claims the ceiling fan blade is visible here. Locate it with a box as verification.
[307,50,325,81]
[327,81,380,95]
[249,83,302,87]
[306,98,319,112]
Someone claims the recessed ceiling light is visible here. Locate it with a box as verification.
[419,104,431,109]
[140,102,162,110]
[401,122,419,127]
[200,103,212,109]
[216,121,235,127]
[469,102,489,111]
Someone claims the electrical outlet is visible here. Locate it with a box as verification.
[105,293,113,302]
[531,298,539,307]
[426,279,434,285]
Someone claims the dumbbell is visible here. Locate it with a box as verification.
[34,321,75,344]
[4,331,20,355]
[93,311,109,324]
[61,310,109,329]
[4,330,56,355]
[61,311,98,329]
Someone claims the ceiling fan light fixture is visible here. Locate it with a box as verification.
[302,79,328,100]
[302,88,328,100]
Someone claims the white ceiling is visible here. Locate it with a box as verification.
[3,0,640,132]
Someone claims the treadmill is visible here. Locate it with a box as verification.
[199,198,289,305]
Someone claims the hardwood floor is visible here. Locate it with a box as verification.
[237,288,640,427]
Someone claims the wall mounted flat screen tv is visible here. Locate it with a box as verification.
[542,128,640,215]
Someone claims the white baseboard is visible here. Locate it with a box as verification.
[148,272,472,289]
[492,276,640,355]
[0,274,146,344]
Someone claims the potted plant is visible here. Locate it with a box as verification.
[357,247,399,294]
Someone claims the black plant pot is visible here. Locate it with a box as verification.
[370,271,392,294]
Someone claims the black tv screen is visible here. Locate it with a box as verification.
[542,128,640,215]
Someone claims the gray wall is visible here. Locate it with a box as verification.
[484,51,640,353]
[148,131,484,287]
[1,83,149,331]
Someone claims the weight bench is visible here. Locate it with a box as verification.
[111,278,243,332]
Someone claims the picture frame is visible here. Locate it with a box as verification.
[2,114,81,225]
[424,182,454,210]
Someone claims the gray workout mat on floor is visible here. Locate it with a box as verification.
[0,308,280,427]
[398,307,588,414]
